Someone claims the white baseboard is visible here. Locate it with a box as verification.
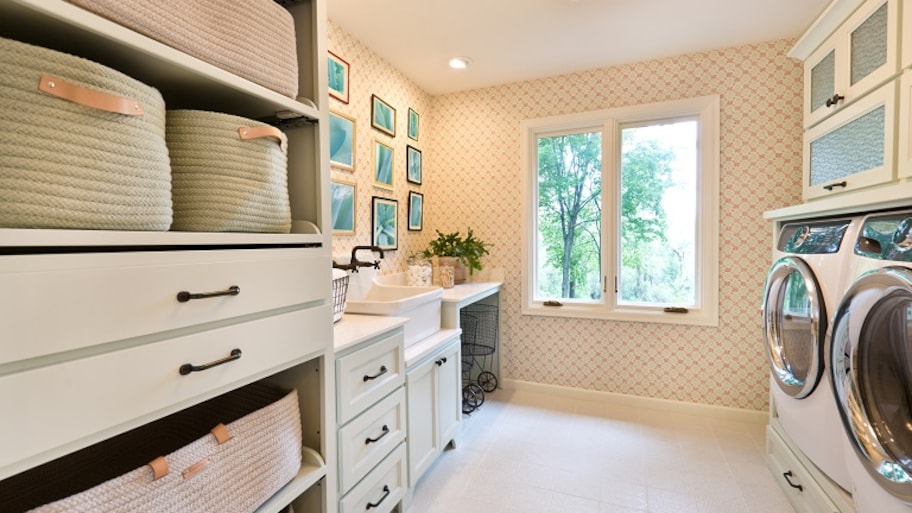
[501,378,768,424]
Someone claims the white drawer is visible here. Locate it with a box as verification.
[340,443,406,513]
[336,330,404,425]
[338,387,406,494]
[766,426,844,513]
[0,305,330,481]
[0,248,328,365]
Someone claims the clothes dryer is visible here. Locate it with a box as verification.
[830,211,912,512]
[763,217,858,491]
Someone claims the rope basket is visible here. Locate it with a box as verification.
[166,110,292,233]
[66,0,299,98]
[1,383,303,513]
[0,36,172,231]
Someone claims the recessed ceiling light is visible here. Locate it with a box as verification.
[448,57,472,70]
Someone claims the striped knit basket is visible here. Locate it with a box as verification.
[66,0,299,98]
[0,36,172,231]
[17,386,303,513]
[166,110,292,233]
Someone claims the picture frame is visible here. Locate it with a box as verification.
[408,191,423,231]
[373,140,394,190]
[408,108,419,141]
[330,179,356,234]
[327,51,350,103]
[372,197,398,250]
[406,145,422,185]
[329,110,356,171]
[371,94,396,136]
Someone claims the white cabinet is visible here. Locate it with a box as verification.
[802,0,900,128]
[803,78,898,199]
[899,69,912,178]
[406,334,462,487]
[0,0,334,512]
[334,325,407,511]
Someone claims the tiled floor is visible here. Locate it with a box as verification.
[407,388,794,513]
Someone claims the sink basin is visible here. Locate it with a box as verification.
[344,281,443,346]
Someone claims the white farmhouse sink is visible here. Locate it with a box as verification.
[344,278,442,346]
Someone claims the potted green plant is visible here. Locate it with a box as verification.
[423,228,490,284]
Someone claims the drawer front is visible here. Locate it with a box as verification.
[0,305,330,481]
[766,426,842,513]
[338,387,406,493]
[0,248,328,365]
[340,443,406,513]
[336,330,404,425]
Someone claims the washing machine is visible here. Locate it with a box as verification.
[830,210,912,513]
[762,216,859,492]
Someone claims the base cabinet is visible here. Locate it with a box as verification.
[406,335,461,487]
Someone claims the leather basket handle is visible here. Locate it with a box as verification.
[38,75,144,116]
[238,125,287,153]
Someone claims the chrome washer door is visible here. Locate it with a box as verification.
[762,256,826,399]
[831,266,912,502]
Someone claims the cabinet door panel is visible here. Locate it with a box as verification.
[803,79,897,199]
[436,342,462,450]
[845,0,899,98]
[805,42,841,128]
[899,70,912,178]
[406,358,437,486]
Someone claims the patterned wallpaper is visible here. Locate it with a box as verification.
[329,22,804,411]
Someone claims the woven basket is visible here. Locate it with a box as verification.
[332,268,349,323]
[0,383,303,513]
[66,0,299,98]
[166,110,292,233]
[0,36,171,231]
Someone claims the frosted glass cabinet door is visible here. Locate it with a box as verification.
[803,79,897,200]
[802,0,899,129]
[898,70,912,178]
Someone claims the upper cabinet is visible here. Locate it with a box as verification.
[802,0,900,128]
[903,0,912,69]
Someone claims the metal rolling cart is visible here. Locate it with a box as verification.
[459,303,499,413]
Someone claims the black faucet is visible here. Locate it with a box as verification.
[333,245,384,273]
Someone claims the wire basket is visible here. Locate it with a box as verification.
[332,269,349,323]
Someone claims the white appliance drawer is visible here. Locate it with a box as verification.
[338,387,406,494]
[0,305,330,481]
[336,330,404,425]
[339,443,406,513]
[0,248,327,365]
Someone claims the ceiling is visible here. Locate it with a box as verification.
[327,0,832,96]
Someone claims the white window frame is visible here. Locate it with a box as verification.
[520,95,720,327]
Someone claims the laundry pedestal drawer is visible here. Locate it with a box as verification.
[0,305,330,480]
[0,248,327,365]
[766,424,853,513]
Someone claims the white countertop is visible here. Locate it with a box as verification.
[404,328,462,368]
[441,281,502,306]
[333,314,408,353]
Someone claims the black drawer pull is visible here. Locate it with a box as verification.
[365,424,390,444]
[825,93,844,107]
[435,356,448,366]
[179,349,242,375]
[782,470,803,491]
[177,285,240,303]
[822,181,847,191]
[363,365,388,382]
[366,485,390,510]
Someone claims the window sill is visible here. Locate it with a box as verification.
[521,303,719,327]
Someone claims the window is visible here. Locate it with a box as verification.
[521,96,719,326]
